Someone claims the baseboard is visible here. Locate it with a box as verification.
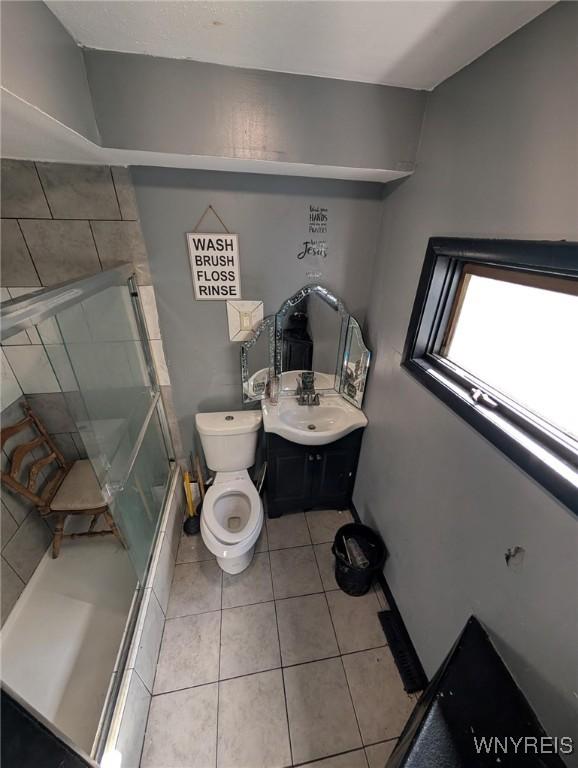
[349,502,428,692]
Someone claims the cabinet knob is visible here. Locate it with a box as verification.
[308,454,315,461]
[316,454,322,461]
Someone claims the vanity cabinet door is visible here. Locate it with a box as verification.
[313,449,354,502]
[265,429,364,517]
[266,435,313,516]
[312,429,363,507]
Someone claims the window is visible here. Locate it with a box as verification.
[403,239,578,514]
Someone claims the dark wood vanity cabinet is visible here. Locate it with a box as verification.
[265,429,364,517]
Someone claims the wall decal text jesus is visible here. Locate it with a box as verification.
[187,233,241,300]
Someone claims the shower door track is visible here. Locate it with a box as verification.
[0,264,134,340]
[93,463,179,763]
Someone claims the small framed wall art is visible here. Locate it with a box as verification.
[226,300,264,342]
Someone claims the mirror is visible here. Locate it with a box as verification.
[241,315,275,401]
[275,287,348,394]
[339,317,371,408]
[240,285,370,408]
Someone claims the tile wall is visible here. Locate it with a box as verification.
[0,159,185,625]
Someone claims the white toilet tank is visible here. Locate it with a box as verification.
[195,411,262,472]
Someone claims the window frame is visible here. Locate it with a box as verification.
[402,237,578,515]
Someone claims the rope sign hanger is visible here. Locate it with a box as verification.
[191,204,231,234]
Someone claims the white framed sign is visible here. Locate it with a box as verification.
[187,232,241,300]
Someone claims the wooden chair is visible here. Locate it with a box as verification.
[1,403,124,558]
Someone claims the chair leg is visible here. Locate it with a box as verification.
[103,508,126,548]
[52,514,65,558]
[88,513,100,533]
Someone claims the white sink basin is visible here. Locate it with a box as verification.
[262,394,367,445]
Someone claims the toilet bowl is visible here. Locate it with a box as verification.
[195,411,263,575]
[201,470,263,574]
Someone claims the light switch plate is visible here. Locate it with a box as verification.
[226,300,264,342]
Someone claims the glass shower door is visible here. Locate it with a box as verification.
[0,266,174,758]
[37,278,171,583]
[111,408,170,580]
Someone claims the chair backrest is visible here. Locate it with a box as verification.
[1,403,70,509]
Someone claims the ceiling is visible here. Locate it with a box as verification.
[46,1,553,91]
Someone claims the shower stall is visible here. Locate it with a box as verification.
[1,265,176,762]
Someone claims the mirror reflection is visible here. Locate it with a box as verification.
[340,318,371,408]
[278,292,346,393]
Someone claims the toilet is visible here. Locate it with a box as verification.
[196,411,263,575]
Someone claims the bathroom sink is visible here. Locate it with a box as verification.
[279,405,347,432]
[262,394,367,445]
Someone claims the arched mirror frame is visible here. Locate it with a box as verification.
[240,315,275,401]
[273,284,348,381]
[240,285,370,408]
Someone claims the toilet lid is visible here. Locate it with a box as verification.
[203,479,261,545]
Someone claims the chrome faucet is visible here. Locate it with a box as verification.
[296,371,320,406]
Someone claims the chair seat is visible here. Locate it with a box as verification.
[50,460,105,512]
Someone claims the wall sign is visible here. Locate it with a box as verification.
[297,203,328,261]
[308,204,328,234]
[187,233,240,300]
[297,240,327,260]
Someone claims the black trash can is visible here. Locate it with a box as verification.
[332,523,386,596]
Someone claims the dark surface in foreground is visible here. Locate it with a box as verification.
[388,616,568,767]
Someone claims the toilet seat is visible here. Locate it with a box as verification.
[203,478,261,545]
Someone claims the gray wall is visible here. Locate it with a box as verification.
[132,168,383,452]
[0,2,99,144]
[85,50,425,174]
[354,1,578,754]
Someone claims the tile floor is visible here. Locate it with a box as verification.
[141,509,415,768]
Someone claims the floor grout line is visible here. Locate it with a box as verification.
[269,541,330,551]
[291,744,370,767]
[215,567,223,768]
[338,650,365,750]
[163,606,222,622]
[149,638,391,699]
[149,610,169,697]
[322,589,343,656]
[364,736,400,748]
[137,676,154,768]
[268,544,293,767]
[321,573,365,753]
